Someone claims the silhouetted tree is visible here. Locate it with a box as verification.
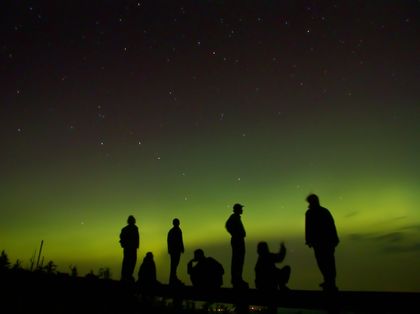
[86,270,97,279]
[69,265,78,277]
[0,250,10,270]
[12,259,22,270]
[98,267,112,280]
[43,260,57,274]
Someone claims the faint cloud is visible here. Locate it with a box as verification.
[374,232,404,243]
[344,211,358,218]
[382,243,420,253]
[348,232,404,243]
[348,230,420,254]
[348,233,375,241]
[398,224,420,232]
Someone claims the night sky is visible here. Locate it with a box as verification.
[1,1,419,292]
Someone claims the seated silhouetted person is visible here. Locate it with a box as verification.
[255,242,291,291]
[187,249,224,289]
[138,252,161,294]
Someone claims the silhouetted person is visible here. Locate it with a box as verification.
[226,203,248,288]
[138,252,161,292]
[167,218,184,286]
[255,241,291,291]
[305,194,339,291]
[187,249,224,289]
[119,215,139,283]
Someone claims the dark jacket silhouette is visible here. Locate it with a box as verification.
[120,215,140,282]
[187,249,224,289]
[255,242,291,291]
[305,194,339,290]
[225,203,247,288]
[167,218,184,285]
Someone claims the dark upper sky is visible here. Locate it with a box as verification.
[1,1,419,290]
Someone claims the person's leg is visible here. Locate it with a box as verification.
[122,248,136,282]
[231,240,239,285]
[126,250,137,282]
[169,253,181,283]
[121,252,128,280]
[277,265,291,288]
[323,248,337,289]
[315,247,336,290]
[231,238,247,287]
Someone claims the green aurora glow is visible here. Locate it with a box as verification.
[1,1,419,292]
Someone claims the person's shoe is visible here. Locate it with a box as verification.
[232,279,249,289]
[320,282,338,292]
[279,285,290,291]
[170,278,185,287]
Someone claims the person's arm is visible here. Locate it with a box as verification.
[119,230,124,247]
[305,211,313,247]
[274,242,286,263]
[328,212,339,247]
[187,259,194,275]
[167,230,171,254]
[180,231,185,253]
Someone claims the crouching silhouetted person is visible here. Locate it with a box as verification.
[255,241,291,291]
[187,249,224,289]
[138,252,161,293]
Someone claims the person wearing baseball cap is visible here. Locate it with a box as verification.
[225,203,248,288]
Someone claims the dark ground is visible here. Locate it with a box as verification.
[0,269,418,314]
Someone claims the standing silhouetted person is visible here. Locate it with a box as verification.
[255,241,291,291]
[305,194,339,291]
[187,249,224,289]
[167,218,184,286]
[226,203,248,288]
[120,215,139,283]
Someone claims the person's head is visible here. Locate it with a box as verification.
[233,203,244,214]
[257,241,269,256]
[144,252,153,261]
[193,249,205,262]
[172,218,180,227]
[306,194,320,208]
[127,215,136,225]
